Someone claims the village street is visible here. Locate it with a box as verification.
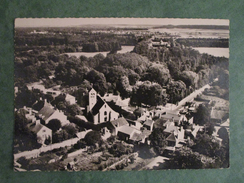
[172,83,211,111]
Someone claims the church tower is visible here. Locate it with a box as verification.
[88,88,97,112]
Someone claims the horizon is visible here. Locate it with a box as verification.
[15,18,229,28]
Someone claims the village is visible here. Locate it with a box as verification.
[14,76,229,171]
[14,22,229,171]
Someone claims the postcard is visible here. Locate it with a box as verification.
[14,18,229,171]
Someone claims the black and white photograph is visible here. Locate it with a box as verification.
[14,18,229,171]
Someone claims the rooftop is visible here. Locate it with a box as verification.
[117,126,139,136]
[38,102,55,121]
[91,96,105,115]
[210,109,227,120]
[166,133,176,142]
[110,117,128,128]
[143,119,154,126]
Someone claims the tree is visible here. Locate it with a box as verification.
[193,103,210,126]
[166,80,186,104]
[141,63,171,86]
[164,146,215,169]
[116,75,131,99]
[66,104,83,116]
[52,130,70,143]
[100,52,149,74]
[131,81,167,107]
[46,119,61,133]
[108,142,131,157]
[217,127,229,145]
[192,133,220,157]
[178,71,199,89]
[14,111,30,135]
[86,70,108,96]
[63,123,79,137]
[149,128,167,155]
[84,131,102,146]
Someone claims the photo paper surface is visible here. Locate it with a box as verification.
[14,18,229,171]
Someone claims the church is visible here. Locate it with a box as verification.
[87,88,119,124]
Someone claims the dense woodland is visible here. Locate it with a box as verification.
[15,28,229,108]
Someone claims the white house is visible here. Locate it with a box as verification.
[65,94,76,105]
[37,101,69,126]
[87,88,119,124]
[28,120,52,145]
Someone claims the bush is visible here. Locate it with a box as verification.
[84,131,102,146]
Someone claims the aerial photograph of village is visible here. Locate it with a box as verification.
[14,18,229,171]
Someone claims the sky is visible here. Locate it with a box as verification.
[15,18,229,28]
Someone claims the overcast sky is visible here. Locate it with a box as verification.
[15,18,229,27]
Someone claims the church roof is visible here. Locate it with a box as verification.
[91,96,105,115]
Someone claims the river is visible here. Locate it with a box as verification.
[64,46,134,58]
[192,47,229,58]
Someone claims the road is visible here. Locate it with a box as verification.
[140,156,169,170]
[172,84,211,111]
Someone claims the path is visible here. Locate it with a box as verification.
[172,84,211,111]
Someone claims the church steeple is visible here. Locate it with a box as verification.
[88,88,97,112]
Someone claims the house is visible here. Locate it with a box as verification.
[65,94,76,105]
[26,82,45,92]
[28,120,52,145]
[143,119,154,131]
[133,108,145,119]
[102,93,130,110]
[87,88,119,124]
[107,117,129,136]
[117,126,141,142]
[37,101,69,126]
[210,108,228,124]
[126,118,143,130]
[45,89,61,98]
[160,112,184,126]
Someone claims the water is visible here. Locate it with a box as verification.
[148,28,229,39]
[64,46,134,58]
[192,47,229,58]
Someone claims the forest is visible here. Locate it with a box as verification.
[14,28,229,108]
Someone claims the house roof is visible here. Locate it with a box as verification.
[164,121,174,128]
[166,133,176,142]
[130,132,142,141]
[164,125,178,134]
[32,101,45,111]
[210,109,226,120]
[134,108,144,115]
[38,102,55,121]
[102,94,121,103]
[29,123,51,134]
[143,119,154,127]
[161,113,182,121]
[66,94,75,101]
[220,119,230,127]
[75,115,88,122]
[117,126,138,136]
[110,117,128,128]
[91,96,105,115]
